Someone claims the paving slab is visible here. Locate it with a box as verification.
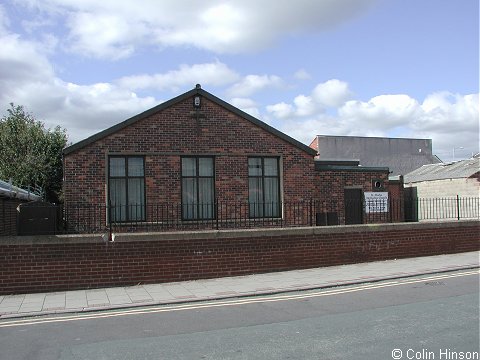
[86,290,109,307]
[105,288,128,297]
[148,293,176,302]
[125,287,153,302]
[19,303,44,313]
[65,291,87,309]
[22,293,46,304]
[164,284,196,299]
[0,295,24,306]
[43,294,66,311]
[108,296,133,305]
[0,306,23,315]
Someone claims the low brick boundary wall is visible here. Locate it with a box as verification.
[1,221,479,295]
[1,198,22,236]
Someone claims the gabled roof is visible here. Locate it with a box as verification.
[404,157,480,183]
[64,85,317,156]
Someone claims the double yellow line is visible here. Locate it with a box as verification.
[0,269,478,328]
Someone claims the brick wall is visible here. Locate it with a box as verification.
[314,169,392,224]
[387,178,405,222]
[0,198,22,236]
[309,136,318,154]
[63,95,316,229]
[1,221,478,295]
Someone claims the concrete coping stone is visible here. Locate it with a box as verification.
[0,219,477,245]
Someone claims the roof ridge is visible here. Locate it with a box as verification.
[64,86,316,156]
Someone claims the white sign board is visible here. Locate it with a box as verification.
[364,192,389,213]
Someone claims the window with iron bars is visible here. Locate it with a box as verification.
[181,156,215,220]
[248,157,281,218]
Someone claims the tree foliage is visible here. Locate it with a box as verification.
[0,103,68,203]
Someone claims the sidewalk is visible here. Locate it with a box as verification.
[1,251,478,319]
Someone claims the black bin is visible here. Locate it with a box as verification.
[17,201,59,235]
[316,212,339,226]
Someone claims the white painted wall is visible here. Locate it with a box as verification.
[405,177,479,220]
[405,178,479,198]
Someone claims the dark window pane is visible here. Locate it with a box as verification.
[110,158,125,177]
[128,157,144,177]
[109,156,146,222]
[182,178,198,220]
[181,157,215,220]
[128,178,145,220]
[109,178,126,222]
[199,158,213,177]
[198,178,214,219]
[182,158,196,177]
[249,177,263,218]
[264,178,280,217]
[248,157,281,218]
[264,158,278,176]
[248,158,262,176]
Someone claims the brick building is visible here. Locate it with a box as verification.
[63,85,394,232]
[313,160,395,225]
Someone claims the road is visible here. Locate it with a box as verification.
[0,270,478,360]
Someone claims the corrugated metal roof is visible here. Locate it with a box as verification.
[404,158,480,183]
[0,180,42,201]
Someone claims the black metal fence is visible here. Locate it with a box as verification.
[8,196,479,236]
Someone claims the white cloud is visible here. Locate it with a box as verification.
[160,3,250,53]
[293,95,316,117]
[14,0,377,58]
[0,34,54,85]
[266,102,294,119]
[230,97,260,118]
[0,12,276,145]
[0,20,157,143]
[117,62,240,92]
[270,87,479,162]
[339,94,419,129]
[67,12,145,60]
[312,79,353,107]
[267,79,352,119]
[1,76,157,143]
[228,74,284,97]
[293,69,311,80]
[413,92,479,160]
[1,2,476,161]
[0,5,10,33]
[418,92,479,133]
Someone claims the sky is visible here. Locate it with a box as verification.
[0,0,478,162]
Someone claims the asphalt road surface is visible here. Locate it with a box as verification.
[0,270,478,360]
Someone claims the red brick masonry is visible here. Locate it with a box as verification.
[0,198,23,236]
[1,221,478,295]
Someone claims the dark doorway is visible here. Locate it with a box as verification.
[404,187,419,222]
[344,189,363,225]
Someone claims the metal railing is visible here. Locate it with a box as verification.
[7,197,480,236]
